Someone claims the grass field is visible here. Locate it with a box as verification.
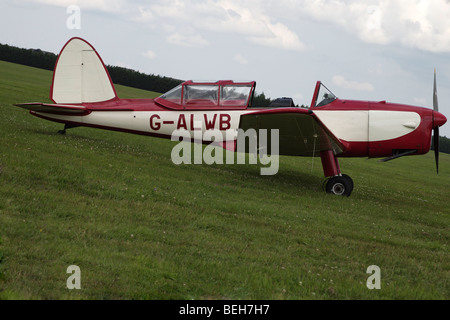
[0,60,449,300]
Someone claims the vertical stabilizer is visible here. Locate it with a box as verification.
[50,37,117,104]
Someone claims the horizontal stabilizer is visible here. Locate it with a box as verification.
[15,102,88,115]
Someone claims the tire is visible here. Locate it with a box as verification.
[325,175,353,196]
[341,174,354,190]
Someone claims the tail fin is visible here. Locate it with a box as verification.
[50,37,117,104]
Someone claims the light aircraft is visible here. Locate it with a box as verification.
[15,37,447,196]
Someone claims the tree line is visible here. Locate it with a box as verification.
[431,136,450,154]
[0,43,57,71]
[106,65,182,94]
[0,42,182,93]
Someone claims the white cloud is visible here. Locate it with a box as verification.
[248,20,306,51]
[19,0,126,13]
[166,32,209,48]
[209,1,306,51]
[142,0,186,20]
[135,0,306,51]
[135,5,154,22]
[21,0,450,53]
[332,75,374,92]
[142,50,156,60]
[233,54,248,65]
[286,0,450,53]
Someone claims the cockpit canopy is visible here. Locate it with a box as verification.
[155,80,256,110]
[311,82,337,108]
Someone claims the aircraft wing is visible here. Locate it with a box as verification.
[238,108,346,156]
[14,103,89,115]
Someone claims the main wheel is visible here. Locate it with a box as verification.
[325,175,353,197]
[341,174,354,190]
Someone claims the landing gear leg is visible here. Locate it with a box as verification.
[320,150,354,196]
[57,124,79,135]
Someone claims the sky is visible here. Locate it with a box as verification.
[1,0,450,137]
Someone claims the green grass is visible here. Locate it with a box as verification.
[0,60,449,300]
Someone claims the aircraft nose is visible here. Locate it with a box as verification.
[434,111,447,128]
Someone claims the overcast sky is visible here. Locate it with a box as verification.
[2,0,450,136]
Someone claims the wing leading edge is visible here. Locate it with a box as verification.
[238,108,346,156]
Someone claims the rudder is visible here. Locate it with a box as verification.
[50,37,117,104]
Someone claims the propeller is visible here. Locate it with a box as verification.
[433,69,439,174]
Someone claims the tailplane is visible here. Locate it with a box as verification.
[50,37,117,104]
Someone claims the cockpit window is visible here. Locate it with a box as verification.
[315,83,337,107]
[220,85,253,106]
[160,84,182,104]
[185,85,218,105]
[157,81,255,108]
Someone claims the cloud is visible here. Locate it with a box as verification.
[286,0,450,53]
[166,32,209,48]
[142,50,156,59]
[19,0,126,13]
[233,54,248,65]
[210,1,306,51]
[332,75,374,92]
[135,0,306,51]
[18,0,306,51]
[21,0,450,53]
[247,20,306,51]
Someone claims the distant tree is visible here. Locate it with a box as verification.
[431,135,450,154]
[252,91,272,107]
[106,65,183,93]
[0,43,57,70]
[0,42,183,94]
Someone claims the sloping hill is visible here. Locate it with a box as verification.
[0,61,448,299]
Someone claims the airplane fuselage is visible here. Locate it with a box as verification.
[31,97,444,159]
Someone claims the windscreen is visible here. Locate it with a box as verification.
[315,83,337,107]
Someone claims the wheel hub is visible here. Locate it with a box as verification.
[331,182,345,195]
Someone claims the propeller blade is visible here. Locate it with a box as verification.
[434,127,439,174]
[433,69,440,174]
[433,68,439,112]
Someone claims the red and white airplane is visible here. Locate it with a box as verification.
[16,37,447,196]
